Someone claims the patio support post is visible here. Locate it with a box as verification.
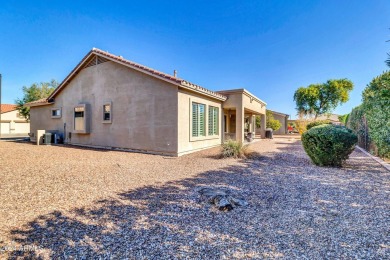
[226,110,230,133]
[236,105,244,143]
[251,115,256,133]
[260,113,266,138]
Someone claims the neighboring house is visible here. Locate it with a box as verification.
[27,48,266,156]
[288,113,342,132]
[0,104,30,136]
[316,114,342,125]
[268,110,289,135]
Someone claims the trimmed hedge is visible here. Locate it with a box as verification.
[306,120,331,131]
[302,124,357,167]
[362,71,390,158]
[346,105,370,150]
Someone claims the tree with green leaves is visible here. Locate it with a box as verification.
[255,115,261,128]
[293,79,353,119]
[338,114,349,125]
[266,110,281,131]
[15,80,58,120]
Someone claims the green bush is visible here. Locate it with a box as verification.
[362,71,390,158]
[306,120,331,130]
[302,124,357,167]
[267,119,282,131]
[346,105,370,150]
[221,140,247,158]
[266,110,282,131]
[344,113,350,125]
[338,114,349,125]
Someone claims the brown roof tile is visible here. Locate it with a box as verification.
[0,104,17,114]
[48,48,227,102]
[25,98,50,106]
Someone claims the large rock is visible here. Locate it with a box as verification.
[196,187,248,211]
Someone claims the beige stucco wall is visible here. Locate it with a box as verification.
[177,88,223,155]
[242,93,266,115]
[219,90,266,141]
[271,112,288,135]
[30,61,178,155]
[0,110,30,134]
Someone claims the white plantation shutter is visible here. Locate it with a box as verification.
[192,103,206,137]
[213,107,218,135]
[208,108,213,135]
[199,104,205,136]
[208,106,219,135]
[192,103,199,137]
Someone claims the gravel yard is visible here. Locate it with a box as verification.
[0,136,389,259]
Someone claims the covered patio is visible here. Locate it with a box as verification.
[217,89,266,143]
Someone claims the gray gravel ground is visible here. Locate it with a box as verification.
[0,136,389,259]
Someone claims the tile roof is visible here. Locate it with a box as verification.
[92,48,183,84]
[46,48,227,103]
[0,104,17,113]
[25,98,50,106]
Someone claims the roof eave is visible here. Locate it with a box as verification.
[268,109,290,117]
[180,82,227,101]
[48,51,95,100]
[25,102,53,107]
[49,49,227,102]
[217,88,267,106]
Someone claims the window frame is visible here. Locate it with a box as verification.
[208,106,219,136]
[51,107,62,119]
[189,98,220,142]
[191,102,206,137]
[102,101,112,124]
[73,104,90,134]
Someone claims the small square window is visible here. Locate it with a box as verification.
[51,108,62,118]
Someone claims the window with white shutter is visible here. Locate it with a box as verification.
[192,102,205,137]
[208,106,219,135]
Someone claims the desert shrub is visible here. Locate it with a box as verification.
[267,119,282,131]
[295,118,309,134]
[221,140,247,158]
[266,110,282,131]
[302,124,357,167]
[306,120,331,130]
[362,71,390,158]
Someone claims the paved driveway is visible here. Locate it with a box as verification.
[0,137,389,259]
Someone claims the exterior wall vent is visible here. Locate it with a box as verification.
[83,55,109,69]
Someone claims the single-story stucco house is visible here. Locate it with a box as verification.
[0,104,30,136]
[268,110,289,135]
[27,48,267,156]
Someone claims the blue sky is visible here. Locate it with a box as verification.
[0,1,389,118]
